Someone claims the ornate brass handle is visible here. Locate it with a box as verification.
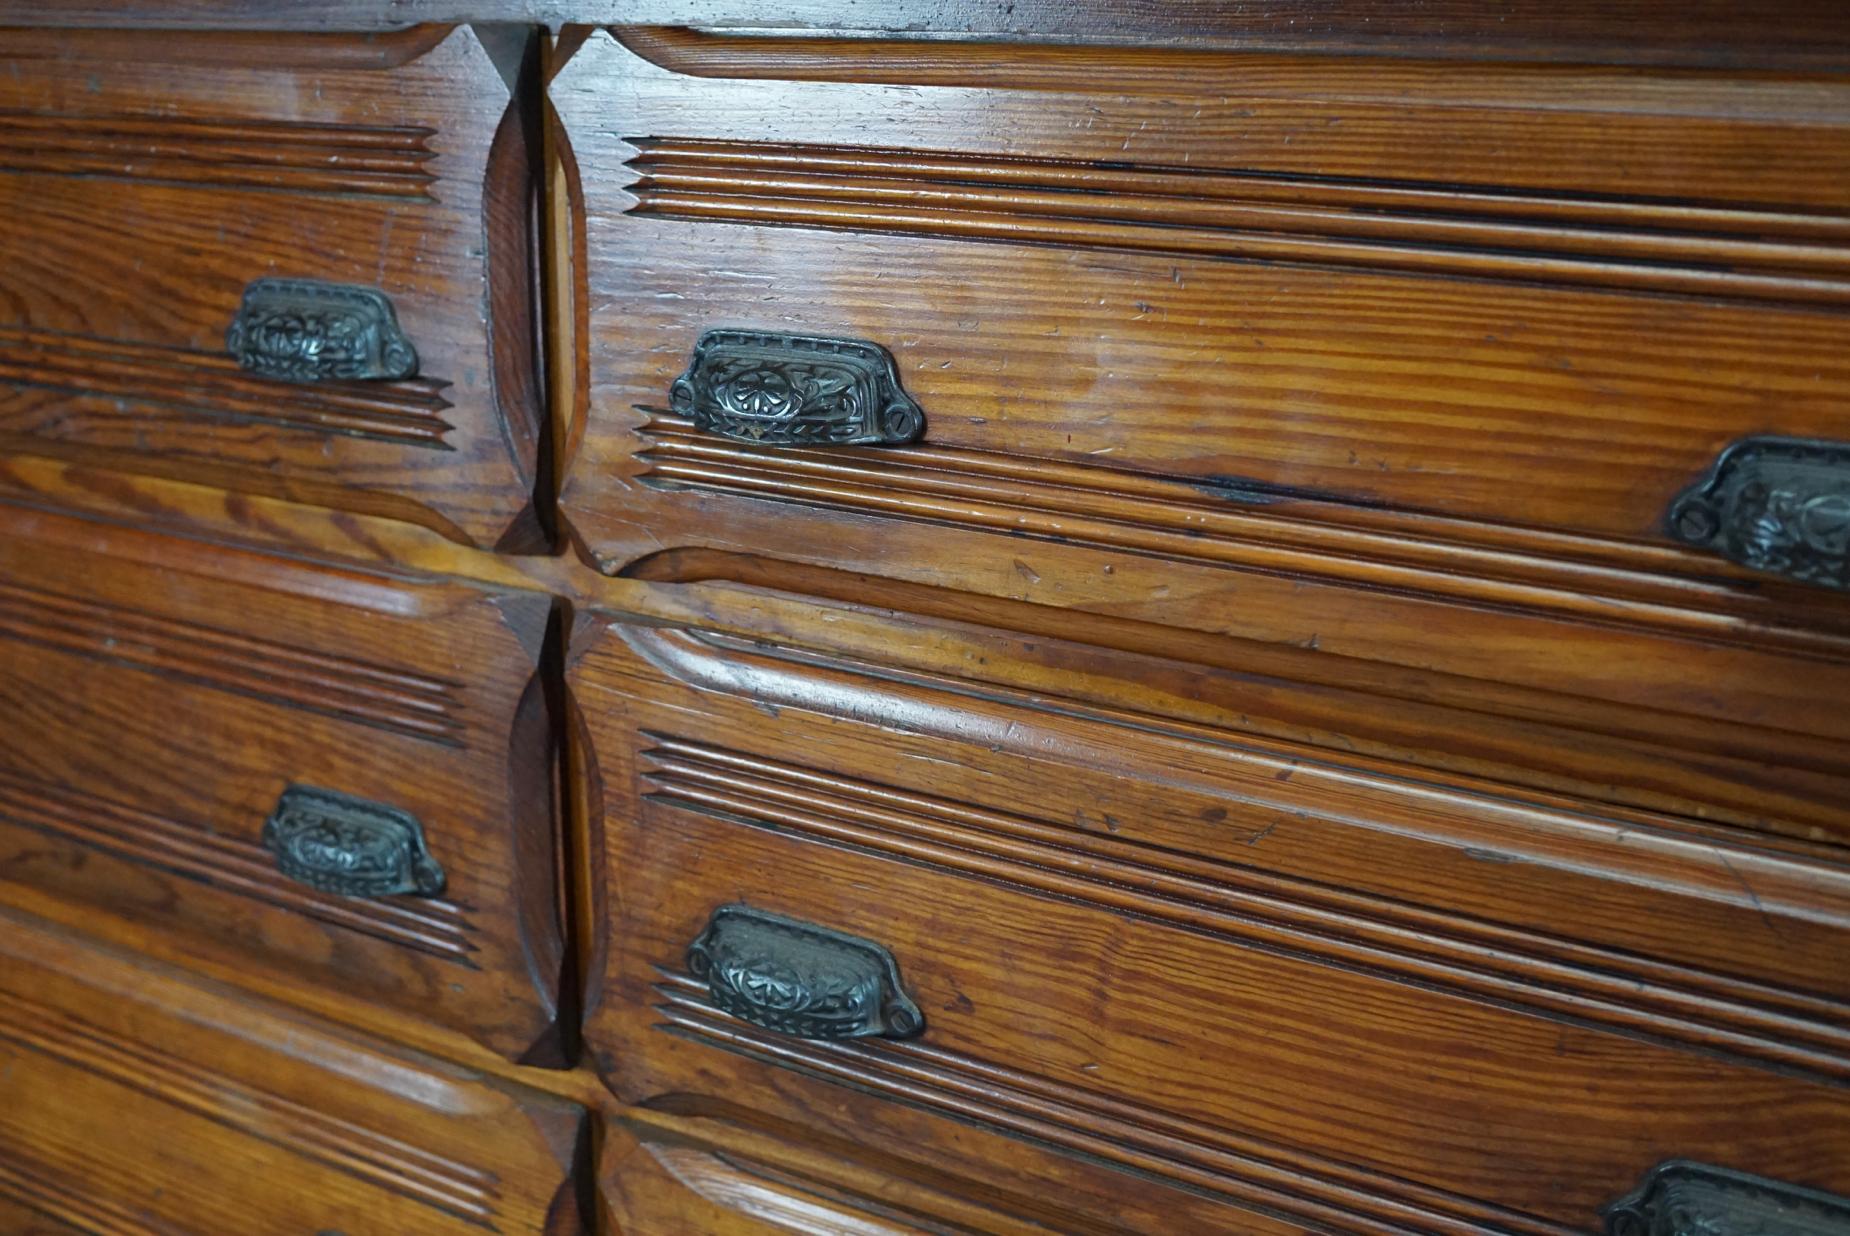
[685,904,924,1040]
[261,784,445,898]
[1668,436,1850,589]
[226,277,419,383]
[669,329,925,446]
[1605,1161,1850,1235]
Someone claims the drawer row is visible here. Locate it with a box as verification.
[6,28,1850,796]
[5,504,1850,1233]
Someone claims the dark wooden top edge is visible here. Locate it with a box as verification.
[3,3,1850,72]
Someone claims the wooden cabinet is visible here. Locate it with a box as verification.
[2,6,1850,1233]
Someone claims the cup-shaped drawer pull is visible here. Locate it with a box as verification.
[669,329,925,447]
[226,277,419,383]
[1668,436,1850,589]
[261,784,446,899]
[1605,1161,1850,1235]
[685,904,925,1041]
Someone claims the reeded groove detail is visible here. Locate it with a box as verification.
[0,1147,152,1236]
[0,578,466,746]
[0,768,479,966]
[640,735,1850,1084]
[0,988,503,1228]
[626,138,1850,305]
[634,412,1850,663]
[652,974,1567,1236]
[0,326,456,448]
[0,111,438,198]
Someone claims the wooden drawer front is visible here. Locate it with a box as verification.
[0,912,587,1235]
[0,27,542,549]
[554,30,1850,749]
[0,507,563,1060]
[572,594,1850,1234]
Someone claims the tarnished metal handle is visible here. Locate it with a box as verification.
[1668,436,1850,589]
[261,784,445,899]
[1605,1161,1850,1236]
[226,277,419,383]
[669,329,925,447]
[686,904,924,1041]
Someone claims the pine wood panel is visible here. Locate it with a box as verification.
[552,31,1850,806]
[0,501,566,1061]
[0,908,589,1235]
[6,5,1850,71]
[0,27,545,549]
[571,592,1850,1233]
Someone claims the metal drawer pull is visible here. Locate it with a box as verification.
[226,277,419,383]
[261,784,445,899]
[670,329,925,447]
[1668,436,1850,589]
[1605,1161,1850,1236]
[685,904,924,1041]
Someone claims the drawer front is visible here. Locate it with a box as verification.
[0,910,587,1235]
[554,30,1850,759]
[0,505,563,1060]
[572,590,1850,1234]
[0,27,543,549]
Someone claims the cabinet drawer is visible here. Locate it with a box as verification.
[0,505,564,1060]
[0,910,587,1235]
[554,30,1850,754]
[0,27,543,549]
[571,588,1850,1233]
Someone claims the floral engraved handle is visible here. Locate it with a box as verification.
[685,904,924,1041]
[226,278,419,383]
[1669,436,1850,589]
[669,330,925,446]
[1604,1161,1850,1236]
[261,784,445,899]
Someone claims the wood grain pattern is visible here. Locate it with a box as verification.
[9,3,1850,71]
[559,29,1850,532]
[620,558,1850,856]
[0,26,545,548]
[0,326,457,448]
[625,137,1850,307]
[0,908,589,1235]
[0,768,480,965]
[553,31,1850,846]
[6,12,1850,1232]
[0,501,565,1060]
[604,1102,1244,1235]
[637,732,1850,1081]
[572,599,1850,1232]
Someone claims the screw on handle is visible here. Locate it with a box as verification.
[1668,436,1850,590]
[685,904,925,1041]
[226,278,419,384]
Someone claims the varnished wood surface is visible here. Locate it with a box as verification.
[571,598,1850,1233]
[0,906,590,1234]
[6,5,1850,70]
[556,29,1850,543]
[4,10,1850,1234]
[0,498,568,1061]
[0,26,546,549]
[552,29,1850,854]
